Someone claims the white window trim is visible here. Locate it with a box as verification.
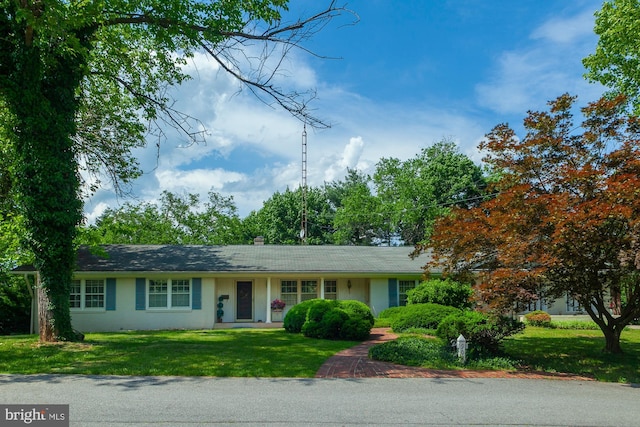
[147,278,193,310]
[399,279,417,307]
[70,278,106,311]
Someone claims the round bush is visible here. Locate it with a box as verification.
[406,278,474,309]
[524,310,552,327]
[338,300,375,328]
[303,306,348,339]
[295,299,374,340]
[436,310,486,343]
[340,317,372,340]
[283,299,318,333]
[437,311,525,357]
[391,303,460,333]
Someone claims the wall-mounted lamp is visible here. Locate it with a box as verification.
[347,280,352,293]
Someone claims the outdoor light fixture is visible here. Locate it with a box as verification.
[347,280,352,293]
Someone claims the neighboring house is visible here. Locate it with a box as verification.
[14,244,430,332]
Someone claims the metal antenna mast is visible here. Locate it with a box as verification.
[300,123,308,244]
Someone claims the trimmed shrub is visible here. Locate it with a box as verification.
[406,278,474,309]
[391,303,460,333]
[288,299,375,340]
[340,317,372,341]
[283,299,318,333]
[377,306,405,319]
[524,310,552,327]
[338,300,375,328]
[303,306,347,339]
[369,336,456,367]
[437,311,525,357]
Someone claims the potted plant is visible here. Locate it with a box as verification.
[271,298,286,311]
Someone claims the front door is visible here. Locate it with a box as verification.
[236,281,253,321]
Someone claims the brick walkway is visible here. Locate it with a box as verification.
[315,328,593,380]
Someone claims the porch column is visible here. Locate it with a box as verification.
[320,277,325,299]
[266,277,272,323]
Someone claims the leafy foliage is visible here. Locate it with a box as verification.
[80,190,245,245]
[436,311,525,357]
[369,336,456,367]
[422,94,640,353]
[390,303,460,333]
[524,310,552,327]
[285,299,374,340]
[373,140,487,245]
[283,299,318,333]
[406,278,473,309]
[0,274,31,335]
[583,0,640,115]
[243,187,335,244]
[0,0,347,341]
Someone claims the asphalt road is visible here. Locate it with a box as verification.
[1,374,639,426]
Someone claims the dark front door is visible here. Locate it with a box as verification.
[236,281,253,321]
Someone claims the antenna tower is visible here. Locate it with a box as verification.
[300,124,308,244]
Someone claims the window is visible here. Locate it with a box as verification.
[69,279,105,309]
[324,280,337,300]
[399,280,416,306]
[148,279,191,309]
[301,280,318,301]
[85,279,105,308]
[149,279,168,308]
[172,279,190,307]
[70,280,81,308]
[281,280,298,308]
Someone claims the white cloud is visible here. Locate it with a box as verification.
[531,9,597,44]
[475,5,603,116]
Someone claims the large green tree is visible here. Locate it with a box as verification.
[244,186,334,244]
[0,1,346,341]
[82,190,244,245]
[329,169,383,245]
[583,0,640,114]
[373,140,487,245]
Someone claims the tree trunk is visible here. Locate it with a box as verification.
[37,281,55,342]
[603,326,623,354]
[6,28,89,342]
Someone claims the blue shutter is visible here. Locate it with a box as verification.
[106,278,116,311]
[192,278,202,310]
[135,278,146,310]
[388,278,398,308]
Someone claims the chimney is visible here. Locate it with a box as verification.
[254,236,265,245]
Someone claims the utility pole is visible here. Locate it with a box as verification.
[300,124,308,244]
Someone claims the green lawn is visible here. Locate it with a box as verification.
[0,329,358,377]
[504,326,640,383]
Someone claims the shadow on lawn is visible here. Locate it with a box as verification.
[504,329,640,383]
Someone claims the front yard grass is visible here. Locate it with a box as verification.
[0,328,358,377]
[503,326,640,383]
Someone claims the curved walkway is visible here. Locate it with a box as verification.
[315,328,593,380]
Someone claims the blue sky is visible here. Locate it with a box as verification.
[85,0,605,222]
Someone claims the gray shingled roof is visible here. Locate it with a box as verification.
[62,245,430,275]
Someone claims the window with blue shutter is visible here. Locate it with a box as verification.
[106,278,116,311]
[388,278,398,307]
[192,278,202,310]
[135,278,146,310]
